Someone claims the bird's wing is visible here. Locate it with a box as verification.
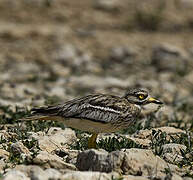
[31,94,131,123]
[59,94,131,123]
[31,95,95,116]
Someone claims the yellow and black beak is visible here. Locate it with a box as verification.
[147,97,163,104]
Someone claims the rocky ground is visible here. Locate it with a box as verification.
[0,0,193,179]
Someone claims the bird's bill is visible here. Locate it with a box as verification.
[147,97,163,104]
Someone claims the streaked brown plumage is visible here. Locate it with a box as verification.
[24,88,163,148]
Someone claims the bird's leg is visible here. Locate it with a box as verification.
[88,133,98,149]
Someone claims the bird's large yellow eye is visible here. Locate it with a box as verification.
[138,94,144,99]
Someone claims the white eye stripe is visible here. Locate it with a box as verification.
[137,93,145,95]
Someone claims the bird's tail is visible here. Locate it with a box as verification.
[31,106,61,116]
[21,115,63,122]
[20,105,64,122]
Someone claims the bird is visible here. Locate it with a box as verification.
[23,88,163,148]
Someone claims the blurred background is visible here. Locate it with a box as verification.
[0,0,192,128]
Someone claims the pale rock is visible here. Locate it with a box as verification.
[56,44,77,63]
[171,174,183,180]
[14,165,55,180]
[162,143,187,163]
[54,45,93,72]
[37,128,76,153]
[127,136,151,147]
[29,166,49,180]
[85,61,102,74]
[61,149,79,165]
[122,175,149,180]
[3,170,30,180]
[134,127,185,139]
[77,148,179,176]
[28,131,45,140]
[184,71,193,85]
[14,84,38,98]
[47,127,64,135]
[14,165,63,180]
[15,165,63,179]
[0,159,6,172]
[61,171,119,180]
[73,53,92,67]
[110,46,137,63]
[155,127,185,134]
[14,165,44,176]
[183,177,193,180]
[44,168,62,179]
[69,75,131,89]
[33,151,76,170]
[152,43,188,73]
[10,141,30,155]
[0,148,9,160]
[15,62,40,74]
[52,64,70,77]
[121,149,178,176]
[49,86,65,97]
[76,149,112,172]
[94,0,120,11]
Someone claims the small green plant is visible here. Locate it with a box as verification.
[70,136,90,151]
[164,166,172,177]
[71,134,144,152]
[150,129,193,174]
[150,129,168,156]
[4,137,40,167]
[0,105,31,124]
[7,152,26,165]
[97,135,144,152]
[183,169,193,179]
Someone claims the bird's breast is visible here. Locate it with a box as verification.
[64,118,120,133]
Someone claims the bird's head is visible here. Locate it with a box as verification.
[123,88,163,105]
